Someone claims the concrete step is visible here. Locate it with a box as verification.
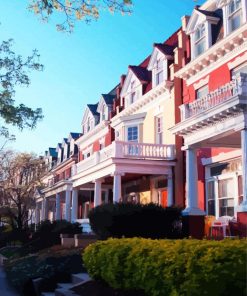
[71,273,91,284]
[57,283,74,289]
[55,288,77,296]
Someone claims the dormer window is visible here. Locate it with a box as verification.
[102,105,106,121]
[194,23,206,57]
[130,81,137,104]
[228,0,242,32]
[155,60,164,85]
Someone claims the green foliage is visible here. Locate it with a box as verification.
[89,203,182,240]
[17,220,82,255]
[5,247,85,295]
[28,0,132,32]
[0,38,43,142]
[83,238,247,296]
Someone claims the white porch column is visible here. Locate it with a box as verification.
[183,148,205,215]
[167,175,173,207]
[94,179,102,207]
[113,173,122,203]
[71,189,78,222]
[35,203,40,224]
[42,198,48,220]
[55,193,61,220]
[65,190,71,222]
[238,129,247,211]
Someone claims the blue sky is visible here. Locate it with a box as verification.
[0,0,203,155]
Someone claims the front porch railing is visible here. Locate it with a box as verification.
[74,141,175,175]
[180,72,247,121]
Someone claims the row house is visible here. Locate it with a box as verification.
[67,29,190,221]
[170,0,247,236]
[36,27,189,223]
[35,133,81,224]
[35,0,247,238]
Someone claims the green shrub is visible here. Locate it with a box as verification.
[16,220,82,256]
[89,203,182,240]
[5,247,85,295]
[83,238,247,296]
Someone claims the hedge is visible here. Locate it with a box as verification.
[83,238,247,296]
[89,203,182,240]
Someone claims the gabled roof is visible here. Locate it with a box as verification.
[48,147,57,157]
[186,5,220,34]
[128,66,151,83]
[56,143,62,152]
[153,43,175,57]
[87,104,99,116]
[69,132,81,140]
[102,94,115,105]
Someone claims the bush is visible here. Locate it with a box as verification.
[89,203,182,240]
[5,246,85,295]
[83,238,247,296]
[16,220,82,256]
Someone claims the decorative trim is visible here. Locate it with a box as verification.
[228,51,247,69]
[76,120,109,147]
[194,75,209,90]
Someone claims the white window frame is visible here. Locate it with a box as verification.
[194,23,206,58]
[127,126,138,142]
[155,59,164,86]
[196,84,209,100]
[205,160,242,218]
[228,0,243,33]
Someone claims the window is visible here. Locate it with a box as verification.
[194,23,206,57]
[129,81,138,104]
[231,63,247,78]
[228,0,242,33]
[155,116,163,144]
[207,181,215,216]
[127,126,138,142]
[102,105,106,121]
[196,85,209,100]
[155,60,164,86]
[218,178,235,216]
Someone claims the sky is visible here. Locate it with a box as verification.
[0,0,204,155]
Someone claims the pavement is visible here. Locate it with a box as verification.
[0,265,19,296]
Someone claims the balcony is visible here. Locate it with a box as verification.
[74,141,175,176]
[176,73,247,135]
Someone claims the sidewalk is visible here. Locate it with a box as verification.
[0,265,19,296]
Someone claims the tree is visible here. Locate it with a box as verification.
[28,0,133,32]
[0,150,46,230]
[0,38,44,149]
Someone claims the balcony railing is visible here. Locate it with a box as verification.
[180,73,247,121]
[74,141,175,176]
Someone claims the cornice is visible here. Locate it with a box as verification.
[175,24,247,84]
[75,120,109,146]
[111,80,173,125]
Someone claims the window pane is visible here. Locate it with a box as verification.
[195,39,206,57]
[127,126,138,141]
[196,85,208,100]
[230,14,241,32]
[218,178,234,198]
[208,200,215,216]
